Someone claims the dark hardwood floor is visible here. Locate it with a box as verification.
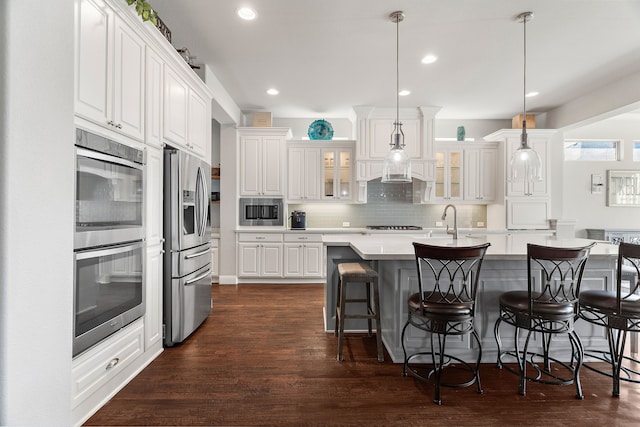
[86,283,640,426]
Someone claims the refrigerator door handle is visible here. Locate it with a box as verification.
[185,269,211,285]
[184,247,211,259]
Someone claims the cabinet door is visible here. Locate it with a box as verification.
[145,145,163,246]
[210,239,219,279]
[434,149,463,201]
[238,243,260,277]
[187,89,208,157]
[506,199,550,229]
[288,147,321,201]
[262,136,284,196]
[240,136,262,195]
[144,244,163,350]
[75,0,112,126]
[303,243,324,277]
[464,148,497,202]
[145,48,163,147]
[163,66,189,147]
[283,244,304,277]
[112,16,145,141]
[261,243,283,277]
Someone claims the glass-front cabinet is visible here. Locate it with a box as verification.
[434,147,462,201]
[323,148,353,201]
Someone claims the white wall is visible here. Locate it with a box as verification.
[0,1,74,425]
[561,117,640,237]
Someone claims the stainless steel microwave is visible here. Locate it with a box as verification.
[239,198,283,226]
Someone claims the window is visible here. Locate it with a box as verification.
[564,140,619,161]
[634,141,640,161]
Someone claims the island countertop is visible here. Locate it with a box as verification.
[323,233,617,260]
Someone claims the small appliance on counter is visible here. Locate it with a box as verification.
[290,210,306,230]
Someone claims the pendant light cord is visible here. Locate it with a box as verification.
[396,13,400,130]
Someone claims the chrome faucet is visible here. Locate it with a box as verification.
[441,204,458,240]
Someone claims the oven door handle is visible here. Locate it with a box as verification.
[185,269,211,285]
[75,240,144,260]
[76,147,143,171]
[184,247,211,259]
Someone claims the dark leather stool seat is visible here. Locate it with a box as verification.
[334,262,383,362]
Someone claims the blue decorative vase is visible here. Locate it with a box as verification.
[457,126,465,141]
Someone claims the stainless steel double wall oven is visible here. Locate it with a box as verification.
[73,129,146,357]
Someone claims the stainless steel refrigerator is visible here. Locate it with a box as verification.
[163,147,212,347]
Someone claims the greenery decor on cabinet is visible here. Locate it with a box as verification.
[126,0,157,25]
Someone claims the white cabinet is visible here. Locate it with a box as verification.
[145,145,163,246]
[75,0,145,141]
[463,144,498,203]
[144,244,163,351]
[283,234,324,278]
[434,145,463,201]
[287,146,322,201]
[145,47,163,147]
[322,146,354,201]
[238,233,283,278]
[210,238,219,282]
[71,319,144,409]
[163,65,211,159]
[239,128,291,197]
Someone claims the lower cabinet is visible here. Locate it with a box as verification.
[237,232,325,279]
[210,238,219,282]
[144,244,163,351]
[283,234,324,278]
[238,233,284,278]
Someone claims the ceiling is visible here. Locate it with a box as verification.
[149,0,640,121]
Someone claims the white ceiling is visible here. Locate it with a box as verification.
[149,0,640,121]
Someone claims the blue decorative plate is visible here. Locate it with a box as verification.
[308,119,334,140]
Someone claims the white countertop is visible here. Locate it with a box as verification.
[323,233,617,260]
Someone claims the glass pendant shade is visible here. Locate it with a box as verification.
[382,131,411,183]
[508,134,542,183]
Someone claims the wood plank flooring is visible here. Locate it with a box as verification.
[86,284,640,426]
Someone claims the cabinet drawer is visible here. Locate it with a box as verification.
[71,320,144,408]
[284,233,323,242]
[238,233,283,242]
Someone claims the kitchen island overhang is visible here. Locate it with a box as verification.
[323,234,618,363]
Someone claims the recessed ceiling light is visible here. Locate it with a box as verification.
[421,54,438,64]
[237,7,257,20]
[266,88,279,95]
[526,91,539,97]
[399,90,411,96]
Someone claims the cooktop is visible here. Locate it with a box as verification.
[366,225,423,230]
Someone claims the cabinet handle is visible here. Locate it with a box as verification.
[256,236,266,240]
[105,358,120,371]
[116,123,122,129]
[107,120,115,126]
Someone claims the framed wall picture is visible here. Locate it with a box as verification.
[607,170,640,207]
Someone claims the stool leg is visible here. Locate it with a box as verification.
[373,278,383,362]
[366,282,373,337]
[337,279,347,361]
[334,277,342,337]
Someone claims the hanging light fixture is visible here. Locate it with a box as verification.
[381,11,411,183]
[508,11,542,187]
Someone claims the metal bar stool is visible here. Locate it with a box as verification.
[334,262,384,362]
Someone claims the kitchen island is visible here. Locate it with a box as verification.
[323,233,618,363]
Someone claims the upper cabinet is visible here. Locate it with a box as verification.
[484,129,556,229]
[239,128,292,197]
[75,0,145,141]
[463,143,498,203]
[434,145,463,202]
[287,141,355,203]
[163,65,211,159]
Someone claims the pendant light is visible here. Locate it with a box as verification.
[381,11,411,183]
[508,11,542,187]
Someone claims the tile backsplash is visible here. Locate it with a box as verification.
[288,180,487,229]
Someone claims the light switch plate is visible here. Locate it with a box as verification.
[477,221,485,227]
[436,221,444,227]
[342,222,350,227]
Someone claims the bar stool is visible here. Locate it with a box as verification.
[579,242,640,397]
[334,262,384,362]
